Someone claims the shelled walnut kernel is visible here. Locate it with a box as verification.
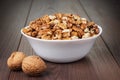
[22,13,99,40]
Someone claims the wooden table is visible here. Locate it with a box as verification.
[0,0,120,80]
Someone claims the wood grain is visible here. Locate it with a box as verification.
[9,0,98,79]
[80,0,120,65]
[8,0,120,80]
[88,37,120,80]
[0,0,32,80]
[0,0,120,80]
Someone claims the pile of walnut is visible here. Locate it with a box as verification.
[7,52,47,76]
[22,13,99,40]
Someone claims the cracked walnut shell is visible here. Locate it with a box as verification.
[22,55,47,76]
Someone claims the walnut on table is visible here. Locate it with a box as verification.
[7,52,26,70]
[22,55,47,76]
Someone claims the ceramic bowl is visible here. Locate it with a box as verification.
[21,25,102,63]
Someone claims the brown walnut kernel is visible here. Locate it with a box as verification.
[22,13,99,40]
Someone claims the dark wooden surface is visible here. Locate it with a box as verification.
[0,0,120,80]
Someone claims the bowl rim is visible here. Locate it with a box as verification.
[21,25,102,42]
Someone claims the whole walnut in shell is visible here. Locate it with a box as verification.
[7,52,26,70]
[22,55,47,76]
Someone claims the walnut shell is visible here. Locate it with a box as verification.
[7,52,26,70]
[22,55,47,76]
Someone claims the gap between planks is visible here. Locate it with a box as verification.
[78,0,120,68]
[8,0,33,80]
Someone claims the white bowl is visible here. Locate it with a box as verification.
[21,25,102,63]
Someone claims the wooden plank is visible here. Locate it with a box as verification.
[9,0,98,80]
[9,0,120,80]
[0,0,32,80]
[88,37,120,80]
[9,0,99,80]
[80,0,120,65]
